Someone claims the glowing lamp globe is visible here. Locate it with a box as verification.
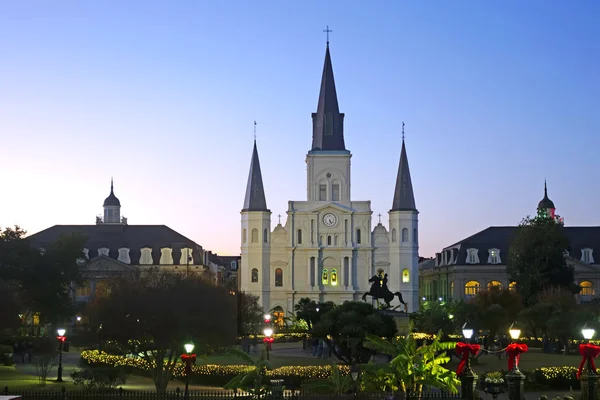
[509,323,521,340]
[264,314,271,322]
[462,329,474,340]
[350,364,360,382]
[57,328,66,337]
[263,328,273,337]
[76,316,82,322]
[582,326,595,340]
[184,343,195,354]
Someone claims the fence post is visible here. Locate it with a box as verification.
[3,386,8,395]
[506,369,525,400]
[459,357,477,400]
[580,371,598,400]
[61,385,66,400]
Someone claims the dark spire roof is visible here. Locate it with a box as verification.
[242,141,269,212]
[103,178,121,207]
[311,44,346,151]
[537,180,556,209]
[390,139,417,212]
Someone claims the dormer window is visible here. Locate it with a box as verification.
[83,248,89,259]
[118,248,131,264]
[582,248,594,264]
[160,248,173,265]
[180,248,193,265]
[140,247,153,265]
[98,247,110,257]
[488,249,501,264]
[466,248,480,264]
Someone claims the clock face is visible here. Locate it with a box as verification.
[322,213,338,227]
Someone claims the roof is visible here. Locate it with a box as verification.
[311,44,346,151]
[442,225,600,265]
[390,140,417,211]
[27,224,203,265]
[242,141,269,212]
[103,179,121,207]
[538,181,555,209]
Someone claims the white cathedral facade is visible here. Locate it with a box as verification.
[240,43,420,319]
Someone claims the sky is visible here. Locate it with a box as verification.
[1,1,599,257]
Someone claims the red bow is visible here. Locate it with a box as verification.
[506,343,528,371]
[577,343,600,379]
[455,342,480,375]
[180,354,196,364]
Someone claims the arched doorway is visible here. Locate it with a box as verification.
[272,306,285,328]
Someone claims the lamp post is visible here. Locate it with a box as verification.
[580,325,597,400]
[350,364,360,398]
[506,323,526,400]
[263,328,273,360]
[460,323,477,400]
[180,342,196,399]
[56,328,66,382]
[76,316,81,334]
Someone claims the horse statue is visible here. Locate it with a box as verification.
[362,268,408,312]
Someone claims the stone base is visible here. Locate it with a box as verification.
[381,310,411,335]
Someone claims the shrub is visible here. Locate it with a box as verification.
[527,366,579,390]
[0,344,14,366]
[71,365,130,390]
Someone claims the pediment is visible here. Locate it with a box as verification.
[310,203,355,215]
[271,260,288,267]
[85,255,138,273]
[374,261,390,266]
[567,257,600,272]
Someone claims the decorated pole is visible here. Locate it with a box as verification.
[455,342,480,400]
[506,324,527,400]
[181,343,196,399]
[578,343,600,400]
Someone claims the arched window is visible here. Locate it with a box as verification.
[263,229,268,243]
[273,306,285,328]
[413,228,417,243]
[392,229,397,242]
[327,235,332,246]
[322,269,329,285]
[402,268,410,283]
[251,228,258,243]
[331,269,338,286]
[487,280,502,290]
[275,268,283,287]
[464,281,480,296]
[251,268,259,283]
[580,281,595,296]
[356,229,362,244]
[297,229,302,245]
[243,229,247,243]
[402,228,409,242]
[509,281,517,291]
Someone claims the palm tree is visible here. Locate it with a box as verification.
[363,329,460,396]
[224,348,272,398]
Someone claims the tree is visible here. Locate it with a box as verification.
[507,213,575,305]
[294,297,334,331]
[311,301,397,364]
[237,292,263,336]
[363,329,460,394]
[0,226,86,325]
[410,302,457,336]
[89,270,236,393]
[469,288,523,347]
[0,279,22,330]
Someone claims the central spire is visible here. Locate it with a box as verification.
[242,140,269,212]
[391,128,417,212]
[311,43,346,151]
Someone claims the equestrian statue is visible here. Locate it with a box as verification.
[362,268,408,312]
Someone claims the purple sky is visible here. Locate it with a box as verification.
[1,1,599,257]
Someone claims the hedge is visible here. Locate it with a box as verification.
[82,350,349,386]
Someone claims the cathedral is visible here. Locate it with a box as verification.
[239,43,420,320]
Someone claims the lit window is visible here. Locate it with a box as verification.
[509,282,517,291]
[402,268,410,283]
[464,281,480,296]
[319,184,327,201]
[580,281,595,296]
[487,281,502,290]
[76,281,91,297]
[251,268,259,283]
[488,249,501,264]
[322,269,329,285]
[332,184,340,201]
[331,269,338,286]
[275,268,283,287]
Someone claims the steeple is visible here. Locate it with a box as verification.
[537,180,556,217]
[391,133,417,212]
[103,178,121,207]
[311,44,346,151]
[242,140,269,212]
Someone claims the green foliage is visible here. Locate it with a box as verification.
[301,362,353,394]
[410,302,458,336]
[237,292,264,336]
[362,329,460,394]
[88,270,237,393]
[507,214,575,305]
[71,365,130,390]
[468,288,523,345]
[312,301,397,365]
[294,298,334,331]
[224,348,273,397]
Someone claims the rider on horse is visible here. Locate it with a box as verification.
[362,268,408,312]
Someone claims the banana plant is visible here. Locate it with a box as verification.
[301,363,354,395]
[224,348,273,399]
[363,329,460,396]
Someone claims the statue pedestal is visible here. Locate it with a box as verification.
[381,310,411,335]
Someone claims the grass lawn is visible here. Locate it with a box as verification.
[447,348,582,374]
[0,365,75,391]
[199,352,330,368]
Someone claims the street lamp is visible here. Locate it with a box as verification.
[56,328,66,382]
[264,314,271,323]
[580,324,598,400]
[181,342,196,399]
[263,327,274,360]
[462,322,474,343]
[582,324,595,342]
[509,323,521,341]
[76,316,82,334]
[506,322,526,400]
[350,364,360,397]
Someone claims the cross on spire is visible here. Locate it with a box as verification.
[323,25,332,45]
[377,213,382,224]
[253,121,257,141]
[278,214,282,224]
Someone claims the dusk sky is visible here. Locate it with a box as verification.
[1,1,598,257]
